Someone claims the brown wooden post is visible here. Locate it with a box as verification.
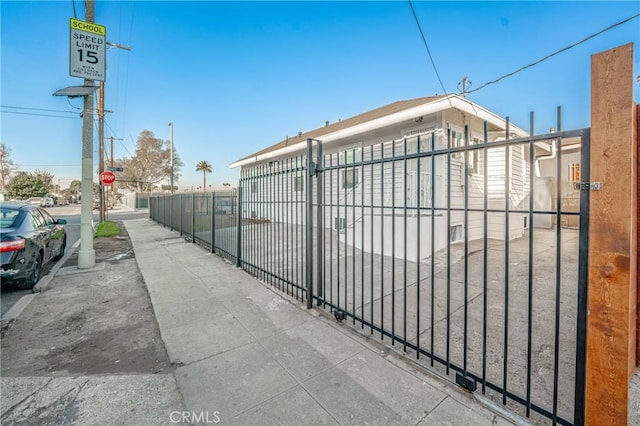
[586,42,638,425]
[636,103,639,367]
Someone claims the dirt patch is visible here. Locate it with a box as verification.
[63,225,135,267]
[1,220,175,377]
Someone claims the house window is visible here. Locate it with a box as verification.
[468,137,484,174]
[569,163,580,183]
[341,168,359,189]
[449,224,463,243]
[294,175,304,192]
[450,129,463,160]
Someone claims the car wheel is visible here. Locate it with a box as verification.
[53,237,66,261]
[20,252,42,290]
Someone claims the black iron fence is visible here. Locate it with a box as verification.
[150,114,590,426]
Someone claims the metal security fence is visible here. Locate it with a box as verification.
[150,191,239,263]
[150,112,590,426]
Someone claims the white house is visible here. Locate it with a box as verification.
[230,94,554,262]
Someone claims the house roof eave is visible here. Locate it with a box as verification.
[229,94,527,169]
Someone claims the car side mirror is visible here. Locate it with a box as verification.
[56,219,67,225]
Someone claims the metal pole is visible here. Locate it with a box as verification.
[305,139,314,309]
[169,122,174,194]
[78,0,96,269]
[235,187,242,267]
[98,81,105,223]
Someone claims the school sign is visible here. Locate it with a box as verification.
[69,18,106,81]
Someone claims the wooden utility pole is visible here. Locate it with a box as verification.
[586,42,637,425]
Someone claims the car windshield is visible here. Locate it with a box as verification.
[0,207,22,228]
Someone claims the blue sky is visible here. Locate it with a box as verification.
[1,1,639,190]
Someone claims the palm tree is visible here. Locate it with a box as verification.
[195,161,212,192]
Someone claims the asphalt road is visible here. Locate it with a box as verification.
[1,205,149,318]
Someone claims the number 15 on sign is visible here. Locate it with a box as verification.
[69,18,106,82]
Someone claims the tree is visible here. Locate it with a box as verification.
[0,143,16,191]
[33,169,54,193]
[69,180,82,197]
[7,172,48,199]
[195,161,212,192]
[115,130,183,192]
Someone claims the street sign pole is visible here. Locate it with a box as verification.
[71,8,107,269]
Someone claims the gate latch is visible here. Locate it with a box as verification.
[573,182,603,191]
[308,162,317,177]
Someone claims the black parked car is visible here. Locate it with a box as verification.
[1,202,67,289]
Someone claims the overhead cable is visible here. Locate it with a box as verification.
[408,0,453,106]
[467,13,640,94]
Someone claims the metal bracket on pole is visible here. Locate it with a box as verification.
[574,182,603,191]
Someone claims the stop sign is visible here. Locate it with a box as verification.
[100,171,116,185]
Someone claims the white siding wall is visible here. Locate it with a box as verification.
[240,119,530,260]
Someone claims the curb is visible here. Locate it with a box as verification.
[33,239,81,293]
[1,239,81,335]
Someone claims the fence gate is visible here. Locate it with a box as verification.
[307,118,591,425]
[150,114,592,426]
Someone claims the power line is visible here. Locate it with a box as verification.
[467,13,640,94]
[1,105,79,114]
[0,110,80,119]
[407,0,453,107]
[104,119,134,158]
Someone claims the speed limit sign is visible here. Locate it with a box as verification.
[69,18,106,81]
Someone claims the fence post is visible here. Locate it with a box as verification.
[169,194,174,231]
[192,193,196,243]
[305,139,314,309]
[235,187,242,267]
[179,194,183,236]
[211,192,216,254]
[316,140,323,303]
[585,42,637,426]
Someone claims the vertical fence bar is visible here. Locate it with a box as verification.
[179,195,182,234]
[236,186,242,267]
[351,149,356,324]
[403,138,408,352]
[552,107,563,423]
[211,191,219,253]
[344,152,348,314]
[287,158,291,295]
[446,128,452,374]
[296,158,300,300]
[430,132,436,366]
[503,118,511,406]
[331,153,336,312]
[482,122,489,391]
[463,125,469,374]
[317,141,324,303]
[370,144,375,334]
[574,128,590,426]
[192,193,196,243]
[279,160,283,291]
[306,139,314,309]
[263,164,267,283]
[416,135,421,358]
[361,148,365,328]
[526,112,535,417]
[380,143,385,340]
[392,140,396,345]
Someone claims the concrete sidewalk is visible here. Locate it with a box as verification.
[126,218,520,425]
